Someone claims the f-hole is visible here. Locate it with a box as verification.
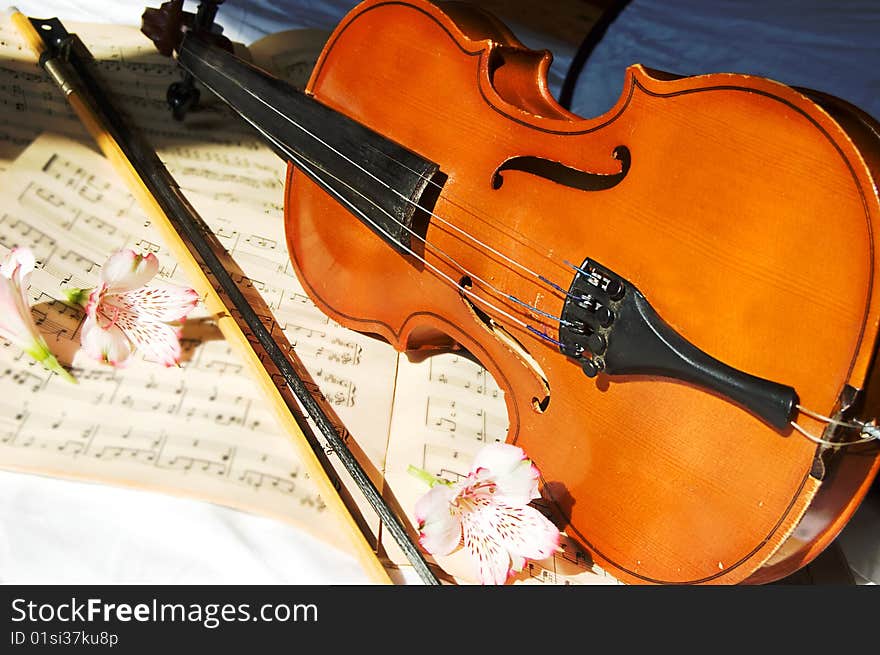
[491,145,630,191]
[458,276,551,413]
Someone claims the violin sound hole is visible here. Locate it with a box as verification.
[458,276,551,413]
[532,395,550,413]
[490,146,631,191]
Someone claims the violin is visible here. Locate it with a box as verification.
[142,0,880,584]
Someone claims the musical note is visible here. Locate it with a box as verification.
[245,233,277,250]
[0,119,400,546]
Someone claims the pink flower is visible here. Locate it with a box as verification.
[414,443,560,584]
[80,250,198,367]
[0,247,75,382]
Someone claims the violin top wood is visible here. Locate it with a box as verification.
[274,0,880,584]
[137,0,880,584]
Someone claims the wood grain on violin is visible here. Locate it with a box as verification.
[149,0,880,584]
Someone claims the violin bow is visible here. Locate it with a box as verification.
[10,8,441,586]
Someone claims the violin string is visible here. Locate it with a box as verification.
[188,51,577,307]
[795,404,880,442]
[359,129,880,447]
[360,140,576,285]
[185,47,880,441]
[186,52,880,445]
[789,420,877,447]
[352,107,880,441]
[189,53,573,334]
[221,100,563,346]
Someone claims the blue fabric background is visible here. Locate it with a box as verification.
[568,0,880,121]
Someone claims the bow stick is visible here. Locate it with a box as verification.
[9,8,440,586]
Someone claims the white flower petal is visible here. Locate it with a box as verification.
[473,443,540,504]
[80,315,133,367]
[100,250,159,293]
[494,503,560,562]
[0,247,35,280]
[114,309,183,367]
[461,499,559,584]
[494,459,541,505]
[510,555,526,573]
[473,443,527,477]
[0,276,32,345]
[0,252,13,279]
[7,249,39,328]
[111,284,199,322]
[461,510,511,585]
[414,484,462,556]
[84,285,105,321]
[0,249,47,352]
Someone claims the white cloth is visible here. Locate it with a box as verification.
[0,469,373,584]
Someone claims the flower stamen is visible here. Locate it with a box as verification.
[98,304,120,331]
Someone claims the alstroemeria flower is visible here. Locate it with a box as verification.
[79,249,198,367]
[413,443,560,585]
[0,247,75,382]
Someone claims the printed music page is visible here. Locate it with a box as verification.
[0,16,619,584]
[0,132,400,549]
[0,17,400,551]
[246,28,331,88]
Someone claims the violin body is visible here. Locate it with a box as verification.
[279,0,880,584]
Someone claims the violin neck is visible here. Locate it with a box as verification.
[176,34,439,253]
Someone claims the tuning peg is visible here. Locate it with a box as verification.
[167,80,200,120]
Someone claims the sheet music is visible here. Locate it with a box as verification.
[0,12,400,550]
[247,28,331,90]
[384,354,622,584]
[0,16,620,584]
[0,19,286,215]
[0,130,403,546]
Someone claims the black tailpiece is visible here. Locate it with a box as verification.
[559,258,798,430]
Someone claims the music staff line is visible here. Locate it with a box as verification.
[0,410,315,502]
